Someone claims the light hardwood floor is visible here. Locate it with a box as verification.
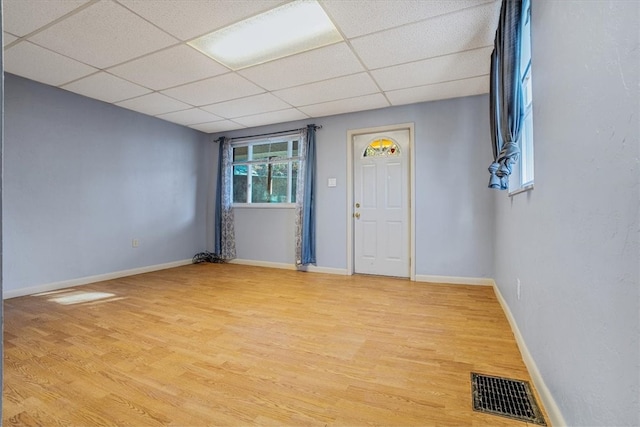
[3,264,548,426]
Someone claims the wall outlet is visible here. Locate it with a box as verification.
[517,278,521,300]
[132,238,139,248]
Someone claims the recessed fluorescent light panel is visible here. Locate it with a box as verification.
[189,0,342,70]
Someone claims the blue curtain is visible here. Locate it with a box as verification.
[295,125,316,266]
[488,0,526,190]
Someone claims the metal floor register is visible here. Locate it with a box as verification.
[471,373,546,425]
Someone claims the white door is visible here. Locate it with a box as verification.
[353,129,410,277]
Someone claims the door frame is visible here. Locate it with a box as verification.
[346,123,416,280]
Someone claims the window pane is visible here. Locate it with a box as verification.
[520,3,531,73]
[233,165,248,203]
[520,0,534,187]
[292,140,299,157]
[252,144,270,161]
[524,69,533,108]
[252,141,288,161]
[522,113,535,184]
[251,163,269,203]
[270,163,289,203]
[250,162,291,203]
[270,142,288,158]
[233,146,248,162]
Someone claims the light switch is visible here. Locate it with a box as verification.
[327,178,337,187]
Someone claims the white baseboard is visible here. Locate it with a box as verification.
[228,258,296,270]
[304,265,349,275]
[414,274,494,286]
[492,281,566,427]
[3,259,193,299]
[228,258,348,275]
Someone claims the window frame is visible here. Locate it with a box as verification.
[231,135,300,208]
[509,0,535,196]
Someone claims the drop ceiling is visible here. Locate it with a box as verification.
[3,0,500,134]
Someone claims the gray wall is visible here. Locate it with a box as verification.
[3,74,211,294]
[234,207,296,264]
[214,95,496,278]
[494,1,639,426]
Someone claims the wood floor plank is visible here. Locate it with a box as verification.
[3,264,550,426]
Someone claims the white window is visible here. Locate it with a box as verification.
[510,1,535,195]
[232,136,300,205]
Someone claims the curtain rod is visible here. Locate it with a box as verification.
[214,125,321,143]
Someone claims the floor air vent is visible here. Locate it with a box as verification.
[471,373,546,425]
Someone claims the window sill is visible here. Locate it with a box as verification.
[508,183,534,197]
[233,203,296,209]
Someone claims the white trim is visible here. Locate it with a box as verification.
[228,258,348,275]
[346,123,416,280]
[508,183,534,197]
[228,258,296,270]
[414,275,494,286]
[409,124,416,282]
[230,133,299,146]
[346,129,354,275]
[492,281,567,427]
[3,259,193,299]
[233,203,296,209]
[304,265,349,275]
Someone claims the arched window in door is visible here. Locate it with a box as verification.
[363,138,401,157]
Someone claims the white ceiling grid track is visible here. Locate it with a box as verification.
[3,0,501,133]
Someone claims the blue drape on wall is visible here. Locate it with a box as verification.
[488,0,526,190]
[300,124,316,265]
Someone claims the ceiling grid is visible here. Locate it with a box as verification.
[3,0,501,132]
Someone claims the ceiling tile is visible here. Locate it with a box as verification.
[161,73,264,106]
[386,75,489,106]
[189,120,246,134]
[30,1,177,69]
[371,47,492,91]
[201,93,292,119]
[239,43,364,91]
[115,93,192,116]
[350,2,500,70]
[299,93,389,118]
[4,32,19,46]
[109,45,229,91]
[233,109,309,128]
[3,0,89,37]
[4,0,502,128]
[62,72,151,103]
[322,0,495,38]
[4,41,97,86]
[119,0,285,41]
[156,108,223,126]
[273,73,380,107]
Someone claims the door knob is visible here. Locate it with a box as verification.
[354,212,361,219]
